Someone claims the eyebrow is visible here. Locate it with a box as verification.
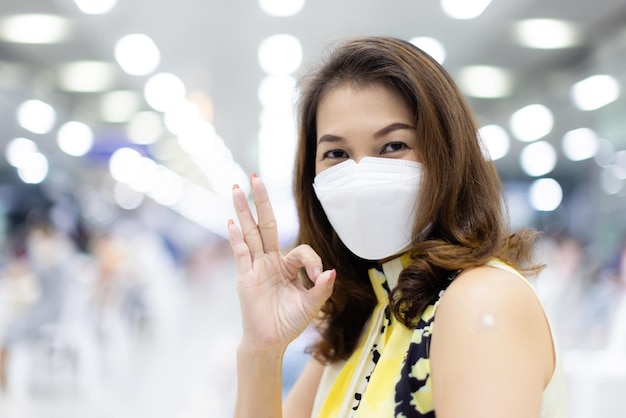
[374,122,415,138]
[317,133,342,145]
[317,122,415,145]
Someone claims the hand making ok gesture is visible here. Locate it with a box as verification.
[228,174,336,352]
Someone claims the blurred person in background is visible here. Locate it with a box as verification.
[89,220,182,359]
[534,234,588,350]
[228,36,567,418]
[573,235,626,350]
[603,235,626,353]
[88,229,138,377]
[90,231,133,345]
[0,256,39,394]
[0,221,80,398]
[107,220,183,342]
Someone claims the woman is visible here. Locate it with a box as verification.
[228,36,567,418]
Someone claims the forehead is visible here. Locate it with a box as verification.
[316,83,413,129]
[318,81,402,106]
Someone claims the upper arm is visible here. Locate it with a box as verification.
[429,266,555,418]
[283,357,325,418]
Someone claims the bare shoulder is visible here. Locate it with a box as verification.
[430,263,555,417]
[434,264,553,355]
[438,264,541,316]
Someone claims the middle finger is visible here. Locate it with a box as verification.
[251,174,280,254]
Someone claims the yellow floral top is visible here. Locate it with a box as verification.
[311,255,567,418]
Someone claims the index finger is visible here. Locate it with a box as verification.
[232,183,265,258]
[250,174,280,254]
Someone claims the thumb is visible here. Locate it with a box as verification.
[306,268,336,311]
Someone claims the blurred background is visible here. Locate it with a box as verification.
[0,0,625,416]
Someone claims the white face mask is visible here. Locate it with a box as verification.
[313,157,423,260]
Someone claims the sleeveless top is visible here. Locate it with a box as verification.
[311,254,568,418]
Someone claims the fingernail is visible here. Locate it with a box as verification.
[227,219,234,226]
[250,173,258,179]
[232,184,239,190]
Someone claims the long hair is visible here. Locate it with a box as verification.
[293,36,541,363]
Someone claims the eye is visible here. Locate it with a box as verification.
[322,149,349,159]
[381,142,409,154]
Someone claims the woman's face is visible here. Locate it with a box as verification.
[314,83,422,175]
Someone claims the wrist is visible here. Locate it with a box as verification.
[237,338,287,358]
[234,341,284,418]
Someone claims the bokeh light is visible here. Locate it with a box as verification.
[520,141,557,177]
[57,121,94,156]
[529,178,563,211]
[258,34,302,75]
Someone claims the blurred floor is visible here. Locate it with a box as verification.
[0,254,241,418]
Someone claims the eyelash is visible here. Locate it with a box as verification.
[382,142,408,153]
[323,149,349,159]
[322,142,409,159]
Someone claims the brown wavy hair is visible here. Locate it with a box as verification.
[293,36,542,363]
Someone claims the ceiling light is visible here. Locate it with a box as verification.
[478,124,510,160]
[520,141,557,177]
[0,14,72,44]
[457,65,513,98]
[17,152,49,184]
[259,107,296,133]
[163,101,203,136]
[571,74,620,111]
[509,104,553,142]
[562,128,599,161]
[258,107,297,188]
[5,137,38,167]
[144,72,186,112]
[409,37,446,64]
[259,0,305,17]
[16,99,57,134]
[258,34,302,75]
[115,34,160,76]
[74,0,118,15]
[126,157,159,193]
[57,61,118,92]
[441,0,492,20]
[529,178,562,211]
[109,147,143,183]
[513,19,580,49]
[177,122,222,156]
[258,75,296,109]
[57,121,94,156]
